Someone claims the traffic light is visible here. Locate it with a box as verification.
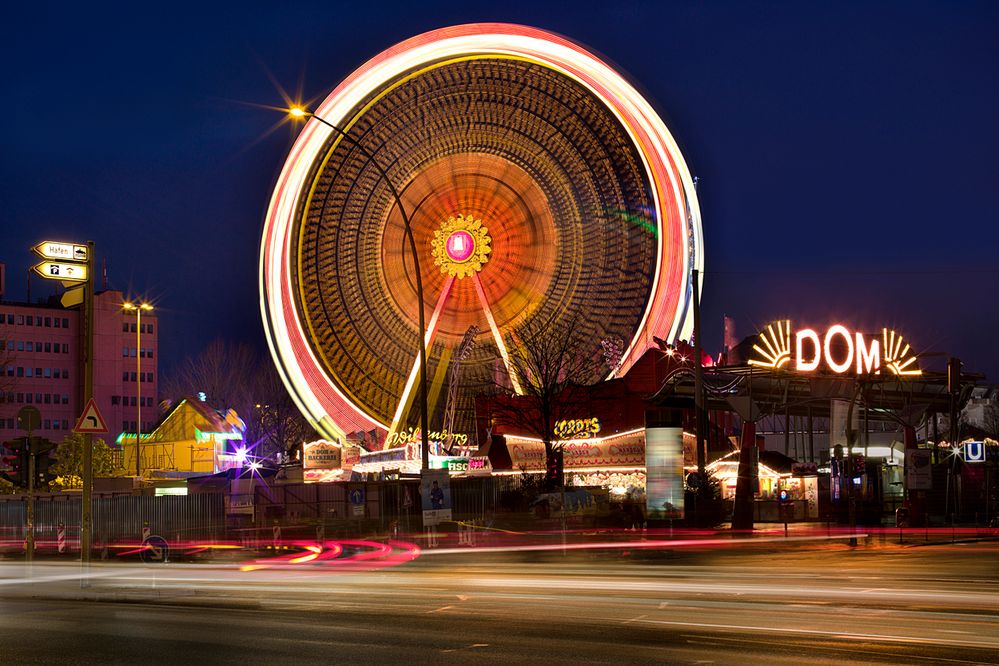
[546,449,564,487]
[853,454,866,476]
[34,446,58,489]
[1,440,29,488]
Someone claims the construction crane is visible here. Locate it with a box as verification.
[441,325,480,455]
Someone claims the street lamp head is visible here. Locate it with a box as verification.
[122,302,136,311]
[140,303,153,311]
[288,106,309,119]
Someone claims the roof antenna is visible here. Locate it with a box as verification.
[102,257,109,291]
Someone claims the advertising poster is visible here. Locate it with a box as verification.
[906,449,933,490]
[421,468,452,527]
[645,427,684,520]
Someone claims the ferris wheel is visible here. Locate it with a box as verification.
[260,23,703,443]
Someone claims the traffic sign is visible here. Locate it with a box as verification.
[32,261,88,283]
[16,406,41,432]
[32,240,88,263]
[61,286,85,308]
[73,398,108,434]
[140,535,169,563]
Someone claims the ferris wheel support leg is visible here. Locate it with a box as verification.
[388,277,456,438]
[472,273,524,395]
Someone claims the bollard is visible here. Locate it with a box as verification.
[272,523,282,548]
[57,522,66,554]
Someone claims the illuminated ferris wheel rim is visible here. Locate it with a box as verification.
[260,23,704,441]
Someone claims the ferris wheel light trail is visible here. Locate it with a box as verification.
[472,273,523,395]
[388,277,456,437]
[261,24,702,445]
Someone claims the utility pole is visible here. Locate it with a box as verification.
[692,268,706,480]
[81,241,95,564]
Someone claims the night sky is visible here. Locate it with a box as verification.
[3,1,997,381]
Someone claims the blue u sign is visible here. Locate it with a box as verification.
[963,441,985,463]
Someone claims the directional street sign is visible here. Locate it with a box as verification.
[73,398,109,434]
[60,286,85,308]
[32,241,88,263]
[32,261,88,283]
[140,535,170,563]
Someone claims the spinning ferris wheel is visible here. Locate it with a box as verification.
[260,23,703,443]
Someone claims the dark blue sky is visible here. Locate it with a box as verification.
[3,1,997,379]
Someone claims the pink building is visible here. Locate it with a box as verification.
[0,287,159,450]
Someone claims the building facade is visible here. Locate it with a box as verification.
[0,288,159,452]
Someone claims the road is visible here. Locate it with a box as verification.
[1,539,997,664]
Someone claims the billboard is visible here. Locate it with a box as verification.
[421,468,452,527]
[646,427,684,520]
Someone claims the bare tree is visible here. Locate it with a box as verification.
[161,339,315,461]
[485,314,606,488]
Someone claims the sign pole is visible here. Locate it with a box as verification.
[81,241,95,566]
[26,430,35,562]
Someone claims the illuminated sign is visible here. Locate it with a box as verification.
[32,240,88,262]
[385,427,469,449]
[748,320,920,376]
[302,440,341,470]
[31,261,88,283]
[553,418,601,440]
[962,441,986,463]
[429,456,493,474]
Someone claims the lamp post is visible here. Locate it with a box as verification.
[289,106,430,470]
[122,301,153,477]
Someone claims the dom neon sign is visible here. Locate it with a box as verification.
[749,321,921,376]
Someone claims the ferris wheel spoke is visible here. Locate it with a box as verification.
[388,276,456,437]
[472,273,524,395]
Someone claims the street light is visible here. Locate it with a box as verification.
[288,106,431,470]
[122,300,153,477]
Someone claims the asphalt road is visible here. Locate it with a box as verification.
[1,540,997,664]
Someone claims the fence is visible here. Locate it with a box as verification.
[0,493,226,550]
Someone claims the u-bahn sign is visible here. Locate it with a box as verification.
[749,321,921,376]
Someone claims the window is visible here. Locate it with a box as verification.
[63,368,69,379]
[62,344,68,353]
[6,340,12,350]
[44,394,51,404]
[35,368,41,377]
[130,348,137,358]
[43,368,51,378]
[130,323,136,333]
[35,393,42,403]
[130,396,136,407]
[147,324,153,335]
[43,419,51,429]
[25,316,32,326]
[147,348,154,359]
[16,393,23,403]
[147,372,154,382]
[112,396,120,405]
[7,314,13,324]
[44,342,51,353]
[62,420,69,430]
[122,421,128,431]
[54,318,60,329]
[17,367,24,377]
[36,317,43,326]
[16,315,23,325]
[122,371,129,381]
[25,342,32,352]
[25,393,32,404]
[17,341,24,352]
[122,347,129,357]
[61,394,68,405]
[44,317,51,327]
[130,372,136,382]
[62,318,69,328]
[53,368,60,379]
[122,322,129,332]
[25,368,33,377]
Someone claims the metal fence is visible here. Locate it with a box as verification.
[0,493,226,550]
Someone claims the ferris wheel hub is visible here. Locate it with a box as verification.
[431,214,492,278]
